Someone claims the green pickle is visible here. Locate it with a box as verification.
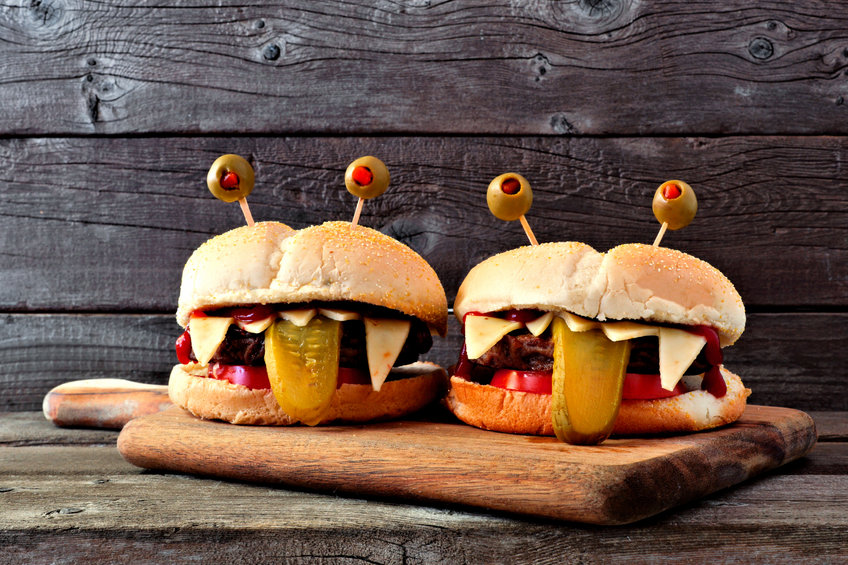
[551,316,631,445]
[264,317,341,426]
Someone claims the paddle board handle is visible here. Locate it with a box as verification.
[43,379,171,430]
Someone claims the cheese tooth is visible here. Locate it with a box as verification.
[602,321,658,342]
[561,312,599,333]
[364,318,411,391]
[279,308,318,327]
[189,316,233,366]
[525,312,554,336]
[319,308,361,322]
[464,316,522,360]
[236,316,275,334]
[658,328,707,391]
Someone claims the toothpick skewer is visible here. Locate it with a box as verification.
[238,197,255,227]
[652,221,668,247]
[350,198,365,228]
[519,215,539,246]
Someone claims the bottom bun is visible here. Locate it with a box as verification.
[444,367,751,436]
[169,362,447,425]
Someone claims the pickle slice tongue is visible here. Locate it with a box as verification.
[264,317,341,426]
[551,316,631,445]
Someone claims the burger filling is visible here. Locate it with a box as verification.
[454,309,726,399]
[175,302,434,391]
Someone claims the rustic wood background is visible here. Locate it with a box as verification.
[1,0,846,412]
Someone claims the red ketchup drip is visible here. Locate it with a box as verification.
[688,325,725,397]
[175,330,192,365]
[227,305,274,324]
[504,309,545,324]
[453,344,474,379]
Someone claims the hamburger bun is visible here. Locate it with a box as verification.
[454,242,744,346]
[444,368,750,436]
[178,220,447,335]
[170,362,447,426]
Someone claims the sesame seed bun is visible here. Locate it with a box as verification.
[177,221,448,336]
[444,368,750,436]
[170,362,447,425]
[454,242,744,346]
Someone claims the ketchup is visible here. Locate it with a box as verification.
[175,329,192,365]
[453,344,474,379]
[227,305,275,324]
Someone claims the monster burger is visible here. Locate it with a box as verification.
[445,241,750,443]
[171,220,448,425]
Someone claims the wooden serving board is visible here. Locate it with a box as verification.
[117,405,816,525]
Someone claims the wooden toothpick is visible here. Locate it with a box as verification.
[350,198,365,229]
[519,215,539,246]
[652,221,668,247]
[239,197,255,227]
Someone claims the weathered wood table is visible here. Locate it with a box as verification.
[1,410,846,563]
[2,0,847,562]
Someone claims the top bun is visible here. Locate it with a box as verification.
[454,242,745,346]
[177,221,448,335]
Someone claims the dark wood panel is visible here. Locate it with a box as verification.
[1,1,847,135]
[2,312,845,412]
[2,136,846,310]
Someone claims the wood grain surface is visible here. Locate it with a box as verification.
[115,404,816,525]
[1,136,846,310]
[2,411,844,563]
[1,1,847,136]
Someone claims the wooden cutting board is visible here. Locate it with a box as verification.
[117,404,816,525]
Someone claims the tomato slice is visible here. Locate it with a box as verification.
[490,369,552,394]
[208,364,271,390]
[622,373,685,400]
[337,367,371,387]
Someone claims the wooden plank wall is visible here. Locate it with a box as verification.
[1,1,846,411]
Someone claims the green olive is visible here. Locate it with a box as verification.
[206,154,255,203]
[344,156,390,199]
[487,173,532,222]
[652,180,697,230]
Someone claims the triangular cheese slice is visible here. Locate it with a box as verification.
[189,316,234,366]
[364,318,411,391]
[561,312,599,333]
[525,312,554,337]
[279,309,317,327]
[319,308,361,322]
[658,328,707,391]
[236,316,275,334]
[464,316,522,360]
[602,321,658,342]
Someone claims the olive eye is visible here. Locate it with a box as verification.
[487,173,533,221]
[345,156,389,199]
[652,180,697,230]
[207,154,255,203]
